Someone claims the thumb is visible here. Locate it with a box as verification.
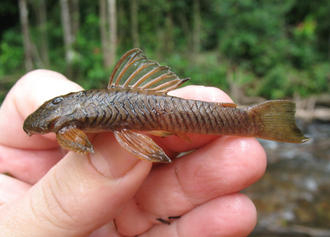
[0,133,152,237]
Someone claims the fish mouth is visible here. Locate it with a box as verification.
[23,119,55,136]
[23,127,35,137]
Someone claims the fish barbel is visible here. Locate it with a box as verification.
[23,49,310,163]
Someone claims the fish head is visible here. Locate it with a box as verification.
[23,92,80,136]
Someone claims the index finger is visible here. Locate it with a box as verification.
[0,70,83,183]
[114,86,267,234]
[0,69,83,150]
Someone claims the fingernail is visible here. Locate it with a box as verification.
[89,133,141,179]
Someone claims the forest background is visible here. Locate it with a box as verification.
[1,1,330,234]
[0,0,330,105]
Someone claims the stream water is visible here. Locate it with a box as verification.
[243,121,330,236]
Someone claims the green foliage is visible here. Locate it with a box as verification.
[163,51,229,91]
[257,62,330,99]
[0,0,329,104]
[218,0,293,73]
[0,29,25,76]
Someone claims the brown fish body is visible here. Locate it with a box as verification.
[46,88,255,136]
[23,49,310,163]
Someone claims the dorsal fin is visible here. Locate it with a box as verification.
[107,48,189,94]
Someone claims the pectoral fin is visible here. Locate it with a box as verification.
[114,129,172,163]
[56,126,94,154]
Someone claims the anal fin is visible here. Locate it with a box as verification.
[215,102,237,108]
[146,130,192,143]
[114,129,172,163]
[56,126,94,154]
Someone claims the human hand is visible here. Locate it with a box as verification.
[0,69,266,236]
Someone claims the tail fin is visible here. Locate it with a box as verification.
[251,100,310,143]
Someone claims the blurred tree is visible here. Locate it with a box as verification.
[100,0,111,68]
[107,0,117,66]
[98,0,117,68]
[18,0,33,71]
[164,5,174,54]
[71,0,80,35]
[192,0,201,55]
[60,0,75,77]
[35,0,49,68]
[130,0,139,48]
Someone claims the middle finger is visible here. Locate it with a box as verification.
[116,136,266,231]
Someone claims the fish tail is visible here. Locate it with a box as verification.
[250,100,310,143]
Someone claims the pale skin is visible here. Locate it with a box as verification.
[0,69,267,237]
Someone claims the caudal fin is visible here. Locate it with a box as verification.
[251,100,310,143]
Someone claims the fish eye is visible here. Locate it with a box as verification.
[51,97,63,105]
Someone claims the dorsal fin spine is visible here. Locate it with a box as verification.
[123,61,158,87]
[114,55,146,86]
[140,72,174,89]
[107,48,190,93]
[158,78,190,93]
[131,66,170,88]
[153,80,181,91]
[108,48,141,87]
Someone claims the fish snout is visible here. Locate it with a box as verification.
[23,119,36,136]
[23,127,35,137]
[23,114,50,135]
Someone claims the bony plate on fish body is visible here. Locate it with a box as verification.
[23,49,311,163]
